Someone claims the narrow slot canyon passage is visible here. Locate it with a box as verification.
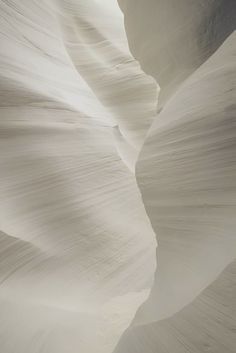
[0,1,235,353]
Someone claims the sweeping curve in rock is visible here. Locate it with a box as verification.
[135,32,236,324]
[114,259,236,353]
[118,0,236,106]
[0,0,158,352]
[0,0,236,352]
[118,0,236,326]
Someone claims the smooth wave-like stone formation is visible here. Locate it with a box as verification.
[0,0,157,352]
[119,0,236,327]
[118,0,235,106]
[136,31,236,324]
[115,260,236,353]
[0,0,235,352]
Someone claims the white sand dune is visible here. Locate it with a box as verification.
[0,0,235,352]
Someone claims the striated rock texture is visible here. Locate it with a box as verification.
[0,0,157,352]
[115,260,236,353]
[0,0,236,352]
[135,32,236,324]
[115,1,236,352]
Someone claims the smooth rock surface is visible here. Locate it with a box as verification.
[0,0,235,352]
[0,1,157,352]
